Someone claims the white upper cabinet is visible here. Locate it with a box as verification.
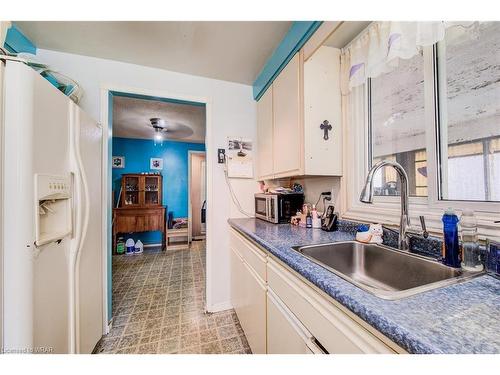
[304,46,342,176]
[256,86,274,180]
[272,52,303,178]
[256,44,342,180]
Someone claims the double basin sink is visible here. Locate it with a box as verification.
[292,241,482,300]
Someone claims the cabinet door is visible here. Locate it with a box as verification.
[135,216,145,232]
[144,176,161,206]
[230,247,244,318]
[230,246,266,354]
[115,215,137,233]
[267,290,321,354]
[256,87,274,179]
[240,260,267,354]
[304,46,342,176]
[272,52,303,177]
[122,175,141,207]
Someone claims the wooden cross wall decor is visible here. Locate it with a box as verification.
[320,120,332,140]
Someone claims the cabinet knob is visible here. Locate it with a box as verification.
[320,120,332,140]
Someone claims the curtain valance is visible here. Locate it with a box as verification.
[342,21,475,90]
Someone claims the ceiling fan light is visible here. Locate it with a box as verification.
[154,132,163,141]
[153,126,164,146]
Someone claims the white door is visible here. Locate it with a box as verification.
[70,103,103,353]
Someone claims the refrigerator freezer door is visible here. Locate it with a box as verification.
[3,60,73,353]
[30,63,73,354]
[70,102,103,354]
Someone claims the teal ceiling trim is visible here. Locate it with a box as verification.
[4,24,36,54]
[253,21,322,101]
[111,90,206,107]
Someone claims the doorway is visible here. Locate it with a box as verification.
[107,91,209,342]
[188,151,207,243]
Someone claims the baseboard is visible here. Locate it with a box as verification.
[143,243,162,248]
[206,300,233,313]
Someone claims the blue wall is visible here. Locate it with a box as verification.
[112,137,205,244]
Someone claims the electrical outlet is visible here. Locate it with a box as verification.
[217,149,226,164]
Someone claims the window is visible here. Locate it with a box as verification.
[369,52,428,197]
[367,22,499,204]
[437,21,500,202]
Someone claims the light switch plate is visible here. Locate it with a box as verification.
[218,148,226,164]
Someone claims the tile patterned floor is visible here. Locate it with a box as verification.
[94,240,251,354]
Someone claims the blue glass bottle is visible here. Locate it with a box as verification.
[442,208,461,268]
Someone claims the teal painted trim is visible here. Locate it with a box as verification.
[4,24,36,54]
[111,91,206,107]
[106,91,206,323]
[253,21,322,101]
[107,91,114,323]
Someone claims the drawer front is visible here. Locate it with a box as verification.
[267,258,395,354]
[230,229,267,282]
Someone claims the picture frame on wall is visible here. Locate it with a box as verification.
[150,158,163,170]
[112,156,125,169]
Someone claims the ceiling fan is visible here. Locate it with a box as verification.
[148,117,194,144]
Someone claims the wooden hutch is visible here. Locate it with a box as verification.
[113,173,166,251]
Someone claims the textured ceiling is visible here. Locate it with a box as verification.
[15,21,292,84]
[112,96,206,142]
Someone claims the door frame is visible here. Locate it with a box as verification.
[187,150,206,243]
[100,84,214,333]
[0,58,5,350]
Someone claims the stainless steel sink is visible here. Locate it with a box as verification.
[292,241,483,300]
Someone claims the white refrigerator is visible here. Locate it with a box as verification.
[1,59,104,354]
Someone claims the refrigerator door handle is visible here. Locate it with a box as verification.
[71,104,91,354]
[68,104,82,354]
[70,172,77,239]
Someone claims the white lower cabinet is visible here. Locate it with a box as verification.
[230,245,267,354]
[229,228,406,354]
[267,258,400,354]
[267,289,326,354]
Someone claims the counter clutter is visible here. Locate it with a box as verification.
[228,218,500,353]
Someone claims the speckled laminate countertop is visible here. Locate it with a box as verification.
[228,218,500,354]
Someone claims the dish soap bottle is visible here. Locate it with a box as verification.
[460,210,483,272]
[442,208,460,268]
[311,204,322,229]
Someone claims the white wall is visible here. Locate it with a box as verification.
[264,176,341,214]
[36,49,259,311]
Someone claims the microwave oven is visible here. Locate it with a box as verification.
[254,192,304,224]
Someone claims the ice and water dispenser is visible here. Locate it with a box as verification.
[34,174,72,246]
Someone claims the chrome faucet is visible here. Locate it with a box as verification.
[360,160,410,250]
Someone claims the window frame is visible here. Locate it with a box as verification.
[341,44,500,241]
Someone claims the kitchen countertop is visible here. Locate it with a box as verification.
[228,218,500,354]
